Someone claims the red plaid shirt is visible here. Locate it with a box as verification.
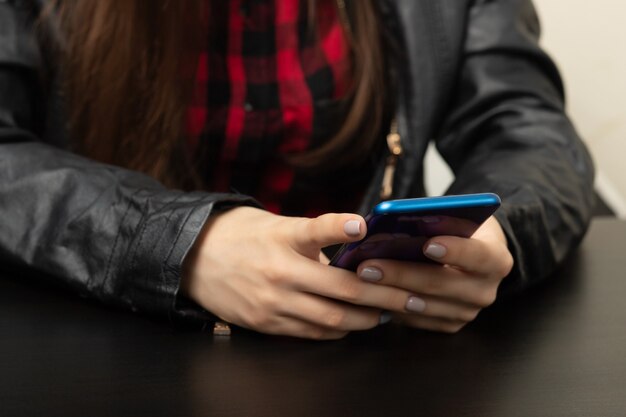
[186,0,375,216]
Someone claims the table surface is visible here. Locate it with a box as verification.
[2,218,626,417]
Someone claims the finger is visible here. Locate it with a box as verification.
[394,312,468,334]
[422,235,513,278]
[356,260,497,307]
[402,293,483,323]
[277,291,382,331]
[297,259,494,318]
[293,259,413,313]
[250,317,350,340]
[289,213,366,252]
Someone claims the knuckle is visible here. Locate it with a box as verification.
[307,327,327,340]
[245,311,271,329]
[474,288,497,308]
[497,253,515,278]
[253,289,281,317]
[322,308,347,329]
[264,267,284,286]
[262,256,291,286]
[337,278,363,303]
[423,275,445,295]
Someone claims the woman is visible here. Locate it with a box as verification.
[0,0,594,339]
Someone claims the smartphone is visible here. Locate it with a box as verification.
[329,193,501,271]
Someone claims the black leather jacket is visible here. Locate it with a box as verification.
[0,0,594,323]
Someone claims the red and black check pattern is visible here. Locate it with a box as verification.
[186,0,375,217]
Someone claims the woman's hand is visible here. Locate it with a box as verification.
[181,207,391,340]
[182,208,512,338]
[356,216,514,333]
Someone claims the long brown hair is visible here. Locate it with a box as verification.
[51,1,387,190]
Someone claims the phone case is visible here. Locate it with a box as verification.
[330,193,501,271]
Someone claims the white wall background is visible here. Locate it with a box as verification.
[425,0,626,217]
[535,0,626,216]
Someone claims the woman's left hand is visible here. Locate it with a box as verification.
[356,216,513,333]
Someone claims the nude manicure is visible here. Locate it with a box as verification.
[405,296,426,313]
[344,220,361,236]
[424,242,447,259]
[359,266,383,282]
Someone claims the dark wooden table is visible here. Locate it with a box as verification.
[2,218,626,417]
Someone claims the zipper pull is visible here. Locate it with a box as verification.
[380,118,403,200]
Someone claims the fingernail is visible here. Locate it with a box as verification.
[379,311,392,325]
[344,220,361,237]
[405,296,426,313]
[424,242,447,259]
[359,266,383,282]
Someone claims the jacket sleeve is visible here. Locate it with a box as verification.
[0,1,259,323]
[435,0,595,295]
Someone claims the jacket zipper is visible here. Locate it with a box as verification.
[380,118,403,200]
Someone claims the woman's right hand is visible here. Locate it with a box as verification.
[181,207,385,340]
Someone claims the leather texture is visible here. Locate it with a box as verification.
[0,0,595,323]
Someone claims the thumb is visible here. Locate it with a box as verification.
[290,213,366,252]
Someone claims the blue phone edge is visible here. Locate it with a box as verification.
[373,193,501,215]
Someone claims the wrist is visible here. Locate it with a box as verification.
[180,206,267,297]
